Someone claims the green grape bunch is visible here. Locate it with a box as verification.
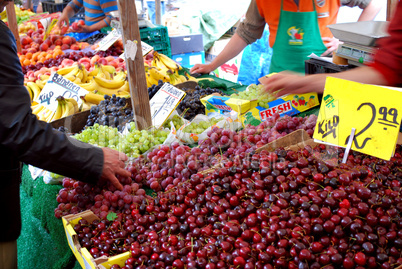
[230,84,276,109]
[163,115,185,130]
[182,117,221,134]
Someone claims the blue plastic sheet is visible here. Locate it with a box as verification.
[65,31,100,42]
[237,25,273,85]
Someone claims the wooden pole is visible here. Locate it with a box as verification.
[386,0,398,21]
[6,2,21,53]
[117,0,152,130]
[155,0,162,25]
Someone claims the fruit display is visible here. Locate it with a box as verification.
[1,5,35,24]
[18,21,36,34]
[55,138,402,268]
[176,86,224,120]
[31,96,79,122]
[86,95,134,130]
[230,83,276,109]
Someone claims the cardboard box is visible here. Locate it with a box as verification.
[172,51,205,68]
[169,33,204,55]
[224,19,241,36]
[205,36,243,83]
[201,92,320,126]
[62,210,131,269]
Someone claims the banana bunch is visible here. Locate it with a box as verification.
[31,96,79,122]
[152,51,182,71]
[167,69,188,85]
[58,63,130,106]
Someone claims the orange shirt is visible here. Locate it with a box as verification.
[256,0,341,47]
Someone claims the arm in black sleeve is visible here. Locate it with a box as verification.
[0,22,103,184]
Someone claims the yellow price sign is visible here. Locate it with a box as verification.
[313,77,402,160]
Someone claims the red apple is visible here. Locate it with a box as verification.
[61,44,70,50]
[39,43,49,51]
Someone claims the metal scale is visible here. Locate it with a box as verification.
[328,21,389,66]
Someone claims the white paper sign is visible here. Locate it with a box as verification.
[37,72,88,112]
[119,41,153,59]
[96,29,121,51]
[149,83,186,128]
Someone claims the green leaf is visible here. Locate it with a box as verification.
[107,212,117,221]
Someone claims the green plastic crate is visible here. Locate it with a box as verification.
[140,25,171,58]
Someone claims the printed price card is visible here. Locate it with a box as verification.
[149,83,186,128]
[96,29,121,51]
[36,72,88,112]
[313,77,402,160]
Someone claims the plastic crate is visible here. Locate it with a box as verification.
[41,1,69,13]
[139,24,171,57]
[305,58,355,74]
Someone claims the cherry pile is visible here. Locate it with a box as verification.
[56,141,402,269]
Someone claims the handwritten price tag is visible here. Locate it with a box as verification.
[96,29,121,51]
[149,83,186,128]
[313,77,402,160]
[37,72,88,112]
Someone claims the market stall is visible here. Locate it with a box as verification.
[1,0,401,268]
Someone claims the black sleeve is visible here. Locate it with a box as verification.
[0,21,103,184]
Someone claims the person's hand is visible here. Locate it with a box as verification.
[321,37,343,57]
[100,147,131,191]
[57,13,70,28]
[190,63,214,74]
[261,71,327,96]
[73,24,93,33]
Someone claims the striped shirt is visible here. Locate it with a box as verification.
[68,0,118,26]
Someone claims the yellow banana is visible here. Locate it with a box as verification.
[79,64,88,83]
[157,51,182,70]
[27,82,41,100]
[79,80,97,92]
[64,66,81,81]
[52,99,65,121]
[35,79,46,90]
[102,65,116,74]
[39,74,50,82]
[149,67,170,82]
[65,98,79,115]
[81,92,105,105]
[88,64,100,78]
[113,71,126,81]
[93,75,126,89]
[93,81,130,96]
[97,64,111,80]
[38,107,53,121]
[80,100,96,111]
[31,104,45,115]
[72,77,82,85]
[177,75,187,83]
[117,81,130,93]
[61,98,73,118]
[57,64,78,75]
[146,73,159,87]
[25,85,33,101]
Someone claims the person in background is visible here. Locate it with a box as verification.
[0,1,130,267]
[190,0,382,75]
[261,0,402,95]
[33,0,42,13]
[57,0,118,33]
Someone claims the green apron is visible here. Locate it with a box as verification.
[269,0,328,74]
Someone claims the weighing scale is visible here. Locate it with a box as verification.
[327,21,389,66]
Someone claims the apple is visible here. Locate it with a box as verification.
[61,26,69,35]
[54,39,63,46]
[77,20,85,26]
[70,44,79,50]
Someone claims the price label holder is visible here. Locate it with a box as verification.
[96,29,121,51]
[43,19,58,41]
[119,41,153,59]
[313,77,402,160]
[37,72,89,112]
[149,83,186,129]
